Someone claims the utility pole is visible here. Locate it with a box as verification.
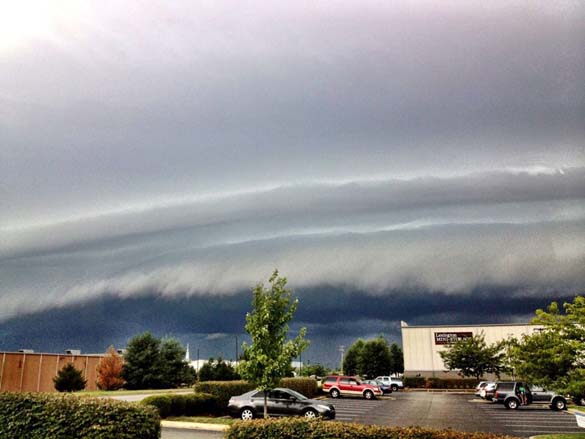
[338,345,345,375]
[235,335,239,366]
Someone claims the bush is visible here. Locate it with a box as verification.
[0,392,160,439]
[53,363,87,392]
[403,377,426,388]
[141,393,218,418]
[225,418,518,439]
[281,378,318,398]
[195,380,255,411]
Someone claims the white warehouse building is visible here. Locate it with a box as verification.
[400,321,543,378]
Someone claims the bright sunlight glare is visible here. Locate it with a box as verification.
[0,0,82,52]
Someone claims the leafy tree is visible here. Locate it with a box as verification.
[199,357,240,381]
[54,363,87,392]
[122,332,194,389]
[160,338,197,387]
[239,270,309,418]
[511,296,585,402]
[439,333,507,379]
[96,346,125,390]
[389,343,404,375]
[343,339,365,375]
[122,332,163,389]
[361,337,392,378]
[300,363,330,377]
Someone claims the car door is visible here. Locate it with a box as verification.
[339,378,352,396]
[529,385,548,403]
[269,390,293,416]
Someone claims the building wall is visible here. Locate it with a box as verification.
[400,322,542,378]
[0,352,104,393]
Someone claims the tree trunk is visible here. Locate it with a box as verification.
[264,391,268,418]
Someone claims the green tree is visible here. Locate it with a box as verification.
[389,343,404,375]
[360,337,392,378]
[160,338,197,387]
[122,332,194,389]
[343,339,365,375]
[300,363,330,377]
[122,332,163,389]
[53,363,87,392]
[511,296,585,402]
[239,270,309,418]
[199,357,240,381]
[439,333,507,379]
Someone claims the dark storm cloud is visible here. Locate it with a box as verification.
[0,289,574,364]
[0,0,584,338]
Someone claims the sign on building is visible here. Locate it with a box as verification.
[434,332,473,345]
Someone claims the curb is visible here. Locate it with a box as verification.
[161,420,230,431]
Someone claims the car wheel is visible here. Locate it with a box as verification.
[364,390,374,400]
[552,398,567,411]
[391,384,398,392]
[330,388,340,398]
[240,408,255,420]
[505,398,519,410]
[304,409,318,419]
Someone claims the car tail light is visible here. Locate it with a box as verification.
[494,392,499,399]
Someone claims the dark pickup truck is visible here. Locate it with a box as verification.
[493,381,568,410]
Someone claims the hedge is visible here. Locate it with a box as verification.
[194,381,255,411]
[403,377,478,389]
[141,393,217,418]
[225,418,519,439]
[0,392,160,439]
[281,378,319,398]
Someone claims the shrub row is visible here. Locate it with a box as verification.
[403,377,478,389]
[194,380,255,410]
[141,392,217,418]
[281,377,319,398]
[225,418,518,439]
[0,392,160,439]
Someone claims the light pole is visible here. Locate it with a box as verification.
[235,335,239,366]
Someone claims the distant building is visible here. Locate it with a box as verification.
[400,321,543,378]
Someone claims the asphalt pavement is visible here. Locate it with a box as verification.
[163,392,582,438]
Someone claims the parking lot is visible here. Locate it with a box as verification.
[325,392,582,437]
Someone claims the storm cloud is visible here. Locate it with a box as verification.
[0,0,584,351]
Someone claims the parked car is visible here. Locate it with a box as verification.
[475,381,488,397]
[493,381,568,410]
[227,387,336,420]
[480,382,496,400]
[322,375,383,399]
[363,379,392,394]
[376,376,404,392]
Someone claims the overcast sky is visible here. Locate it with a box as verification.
[1,0,584,356]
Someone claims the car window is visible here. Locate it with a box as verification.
[349,379,358,385]
[324,377,337,383]
[340,378,350,385]
[270,390,290,400]
[287,389,308,400]
[496,383,514,391]
[252,391,266,398]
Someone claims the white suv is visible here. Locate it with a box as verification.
[375,376,404,392]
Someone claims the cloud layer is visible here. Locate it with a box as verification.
[0,1,584,342]
[1,168,584,320]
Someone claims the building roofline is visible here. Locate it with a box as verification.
[400,322,541,329]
